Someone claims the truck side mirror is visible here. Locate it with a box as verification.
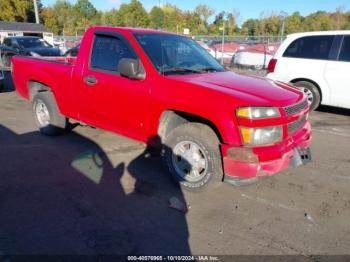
[118,58,145,80]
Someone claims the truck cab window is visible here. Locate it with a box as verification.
[90,35,136,72]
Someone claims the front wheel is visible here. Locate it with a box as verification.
[292,81,321,111]
[1,53,12,69]
[32,92,67,136]
[162,123,223,191]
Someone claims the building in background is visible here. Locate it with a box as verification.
[0,21,53,45]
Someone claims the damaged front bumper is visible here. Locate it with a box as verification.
[221,121,312,185]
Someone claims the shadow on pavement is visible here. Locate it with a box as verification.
[0,125,190,255]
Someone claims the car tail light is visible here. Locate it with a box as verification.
[267,58,277,73]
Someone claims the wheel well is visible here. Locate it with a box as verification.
[158,110,223,143]
[28,81,50,101]
[290,78,322,102]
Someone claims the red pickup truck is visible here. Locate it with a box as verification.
[12,26,312,190]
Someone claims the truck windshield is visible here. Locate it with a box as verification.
[134,33,225,76]
[17,38,52,48]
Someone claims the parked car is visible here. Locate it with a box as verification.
[12,26,312,191]
[267,31,350,110]
[0,36,62,68]
[233,43,279,70]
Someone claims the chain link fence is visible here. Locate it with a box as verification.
[193,35,285,75]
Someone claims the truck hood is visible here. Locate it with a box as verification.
[172,71,304,107]
[24,47,61,57]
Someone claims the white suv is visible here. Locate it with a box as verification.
[266,31,350,110]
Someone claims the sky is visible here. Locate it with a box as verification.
[41,0,349,24]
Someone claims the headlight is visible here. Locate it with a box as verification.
[29,51,41,57]
[237,107,280,119]
[240,126,283,146]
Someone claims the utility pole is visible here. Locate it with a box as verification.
[221,21,225,65]
[279,11,288,43]
[280,20,285,42]
[33,0,40,24]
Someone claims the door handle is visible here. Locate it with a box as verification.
[83,75,98,86]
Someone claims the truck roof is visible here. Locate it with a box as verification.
[90,26,179,35]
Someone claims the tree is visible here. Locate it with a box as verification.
[52,0,76,35]
[304,11,333,31]
[149,6,165,29]
[285,12,303,34]
[162,4,183,32]
[101,9,121,26]
[118,0,149,27]
[0,0,42,23]
[0,0,17,21]
[241,19,259,35]
[74,0,97,21]
[226,13,239,35]
[209,11,225,34]
[42,7,60,34]
[194,4,214,24]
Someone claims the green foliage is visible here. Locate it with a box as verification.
[42,7,60,34]
[0,0,42,23]
[241,19,259,36]
[101,9,121,26]
[74,0,97,21]
[118,0,149,27]
[149,6,165,29]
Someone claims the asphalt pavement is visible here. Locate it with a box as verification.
[1,73,350,256]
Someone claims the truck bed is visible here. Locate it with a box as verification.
[12,55,78,119]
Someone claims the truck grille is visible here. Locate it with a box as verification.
[284,99,307,116]
[288,115,306,134]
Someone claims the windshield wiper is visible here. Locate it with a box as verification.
[162,67,202,75]
[197,67,223,73]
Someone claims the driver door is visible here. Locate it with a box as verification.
[77,31,151,141]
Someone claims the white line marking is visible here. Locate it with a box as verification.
[313,128,350,138]
[241,194,297,211]
[333,175,350,181]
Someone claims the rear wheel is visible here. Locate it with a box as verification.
[162,123,223,191]
[32,92,67,136]
[292,81,321,111]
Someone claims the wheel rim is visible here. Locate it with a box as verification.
[35,100,50,127]
[172,141,208,182]
[301,87,314,105]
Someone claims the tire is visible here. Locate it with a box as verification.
[162,123,223,191]
[32,92,67,136]
[292,81,321,111]
[1,54,12,68]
